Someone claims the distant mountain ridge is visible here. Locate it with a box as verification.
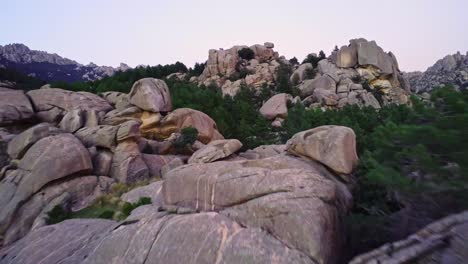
[0,43,130,82]
[404,51,468,93]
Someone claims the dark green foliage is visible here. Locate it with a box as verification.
[173,127,199,150]
[0,67,46,90]
[289,57,299,65]
[238,48,255,61]
[275,62,299,96]
[122,197,152,217]
[302,50,326,68]
[51,62,188,93]
[98,209,115,219]
[46,205,70,225]
[189,62,206,76]
[304,67,316,80]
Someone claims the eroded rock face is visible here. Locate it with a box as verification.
[0,134,92,241]
[109,140,149,183]
[2,175,110,246]
[198,42,285,96]
[121,180,163,205]
[286,125,358,175]
[128,78,172,112]
[188,139,242,164]
[7,123,61,159]
[144,108,224,144]
[350,211,468,264]
[27,88,112,123]
[0,211,314,264]
[295,38,410,110]
[259,93,293,120]
[0,153,352,264]
[0,88,35,125]
[164,154,352,264]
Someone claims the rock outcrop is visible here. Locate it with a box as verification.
[0,88,35,125]
[128,78,172,112]
[292,38,411,110]
[0,77,228,246]
[259,93,294,120]
[0,133,94,245]
[286,126,358,175]
[405,52,468,93]
[196,42,288,96]
[188,139,242,164]
[0,122,357,263]
[350,211,468,264]
[27,88,112,123]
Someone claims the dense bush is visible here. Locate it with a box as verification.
[0,67,46,90]
[302,50,326,68]
[238,48,255,61]
[50,62,190,93]
[189,62,206,76]
[173,127,199,150]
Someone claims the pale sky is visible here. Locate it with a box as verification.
[1,0,467,71]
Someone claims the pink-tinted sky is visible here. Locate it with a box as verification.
[2,0,467,71]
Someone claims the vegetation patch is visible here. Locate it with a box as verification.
[46,181,156,224]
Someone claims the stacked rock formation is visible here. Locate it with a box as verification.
[0,125,359,264]
[0,78,225,246]
[195,42,289,96]
[295,38,411,110]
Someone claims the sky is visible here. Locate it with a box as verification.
[1,0,467,71]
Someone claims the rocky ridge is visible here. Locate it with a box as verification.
[191,39,411,128]
[404,51,468,93]
[0,43,130,82]
[0,76,363,263]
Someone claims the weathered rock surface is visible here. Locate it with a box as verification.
[142,154,180,178]
[350,211,468,264]
[163,154,352,264]
[74,125,118,150]
[286,125,358,175]
[295,38,410,109]
[59,108,84,133]
[198,43,286,96]
[259,93,293,120]
[291,63,313,84]
[121,180,164,205]
[27,88,112,123]
[109,140,149,183]
[0,88,35,125]
[7,123,61,159]
[239,144,286,160]
[128,78,172,112]
[145,108,224,144]
[0,134,92,242]
[188,139,242,164]
[0,211,315,264]
[2,175,111,246]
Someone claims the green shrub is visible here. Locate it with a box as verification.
[238,48,255,61]
[98,209,115,219]
[46,205,70,225]
[173,127,199,150]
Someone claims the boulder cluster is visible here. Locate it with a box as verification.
[194,42,289,96]
[0,74,364,263]
[0,78,227,246]
[296,38,411,110]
